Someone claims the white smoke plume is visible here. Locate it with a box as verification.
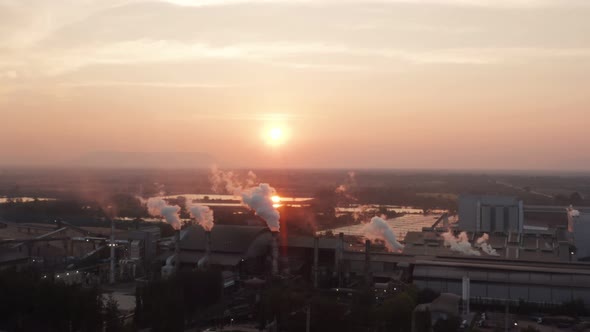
[441,231,481,256]
[241,183,281,232]
[209,167,281,232]
[335,171,357,200]
[568,205,581,217]
[209,165,257,195]
[475,233,499,256]
[187,200,214,231]
[363,216,404,252]
[145,197,182,230]
[353,204,372,221]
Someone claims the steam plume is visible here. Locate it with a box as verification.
[568,205,581,217]
[210,165,257,195]
[335,171,357,201]
[363,216,404,252]
[441,231,481,256]
[146,197,182,230]
[210,167,280,232]
[187,200,214,231]
[241,183,281,232]
[475,233,499,256]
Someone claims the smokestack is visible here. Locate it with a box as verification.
[337,233,344,286]
[109,218,115,284]
[174,230,180,273]
[206,230,212,258]
[313,236,319,288]
[197,230,212,269]
[462,276,470,315]
[271,231,279,275]
[364,239,371,285]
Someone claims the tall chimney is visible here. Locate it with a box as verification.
[364,239,371,285]
[271,231,279,275]
[174,230,180,273]
[337,233,344,287]
[462,276,470,315]
[109,218,115,284]
[313,236,319,288]
[205,230,212,259]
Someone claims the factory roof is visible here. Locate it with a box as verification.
[177,252,244,266]
[401,230,569,262]
[460,194,519,205]
[414,257,590,277]
[282,236,341,250]
[0,249,28,265]
[179,224,272,254]
[415,293,460,316]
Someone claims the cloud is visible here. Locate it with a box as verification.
[156,0,590,8]
[11,40,590,76]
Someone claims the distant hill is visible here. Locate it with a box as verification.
[70,151,216,169]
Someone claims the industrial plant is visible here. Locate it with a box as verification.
[3,181,590,331]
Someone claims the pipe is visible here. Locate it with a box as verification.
[205,230,211,259]
[109,219,115,284]
[271,231,279,275]
[198,230,212,269]
[462,276,470,315]
[338,232,344,287]
[313,236,319,288]
[174,230,180,273]
[364,239,371,284]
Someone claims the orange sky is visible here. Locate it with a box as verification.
[1,0,589,170]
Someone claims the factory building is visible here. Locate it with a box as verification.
[458,195,524,234]
[568,209,590,261]
[164,224,274,286]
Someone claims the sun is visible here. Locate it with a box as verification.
[268,127,283,145]
[271,195,281,208]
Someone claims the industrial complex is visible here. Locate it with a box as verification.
[2,193,590,329]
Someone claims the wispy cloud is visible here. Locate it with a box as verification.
[157,0,590,8]
[58,80,236,88]
[10,40,590,77]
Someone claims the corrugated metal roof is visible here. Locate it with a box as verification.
[179,224,270,254]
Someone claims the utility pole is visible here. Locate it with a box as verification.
[504,301,509,332]
[109,215,115,285]
[306,304,311,332]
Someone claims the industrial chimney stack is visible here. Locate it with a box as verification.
[364,239,371,284]
[174,229,180,273]
[313,236,319,288]
[205,230,212,260]
[271,231,279,275]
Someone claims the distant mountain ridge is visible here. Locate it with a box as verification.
[70,150,216,169]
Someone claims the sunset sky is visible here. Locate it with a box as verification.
[1,0,589,170]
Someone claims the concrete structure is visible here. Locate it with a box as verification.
[568,209,590,261]
[459,195,524,234]
[412,257,590,305]
[169,225,274,279]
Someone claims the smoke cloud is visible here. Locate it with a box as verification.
[568,205,581,217]
[475,233,499,256]
[441,231,481,256]
[335,171,357,201]
[209,165,257,195]
[241,183,281,232]
[187,200,214,232]
[363,216,404,252]
[209,167,281,232]
[145,197,182,230]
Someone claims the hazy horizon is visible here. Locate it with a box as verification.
[2,0,590,170]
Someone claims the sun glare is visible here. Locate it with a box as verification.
[267,127,284,146]
[271,195,281,208]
